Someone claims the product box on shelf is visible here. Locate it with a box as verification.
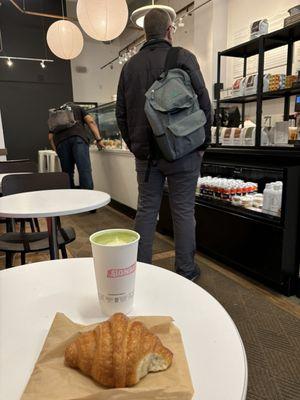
[242,127,256,146]
[220,88,233,100]
[232,128,243,146]
[222,128,234,146]
[219,127,227,144]
[232,77,245,97]
[268,74,286,91]
[285,75,297,88]
[250,19,268,40]
[244,74,270,95]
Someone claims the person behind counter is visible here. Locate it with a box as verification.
[48,102,103,190]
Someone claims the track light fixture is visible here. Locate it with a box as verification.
[178,17,185,28]
[0,56,54,68]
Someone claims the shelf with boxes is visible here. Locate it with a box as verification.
[215,21,300,148]
[220,86,300,104]
[211,121,297,147]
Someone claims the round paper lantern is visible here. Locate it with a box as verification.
[46,20,84,60]
[77,0,128,41]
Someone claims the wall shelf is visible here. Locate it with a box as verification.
[220,21,300,58]
[220,87,300,104]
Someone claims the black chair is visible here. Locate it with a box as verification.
[0,160,37,173]
[0,160,40,232]
[0,172,76,267]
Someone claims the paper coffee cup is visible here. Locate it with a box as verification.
[89,229,140,316]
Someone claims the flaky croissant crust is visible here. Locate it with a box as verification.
[65,313,173,388]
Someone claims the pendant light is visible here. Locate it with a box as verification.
[46,20,84,60]
[76,0,128,41]
[131,0,176,29]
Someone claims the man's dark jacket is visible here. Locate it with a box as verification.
[116,39,211,160]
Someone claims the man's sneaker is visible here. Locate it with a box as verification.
[177,266,201,282]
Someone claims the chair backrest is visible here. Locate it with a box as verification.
[0,160,38,173]
[2,172,70,196]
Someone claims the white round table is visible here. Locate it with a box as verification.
[0,189,110,259]
[0,258,248,400]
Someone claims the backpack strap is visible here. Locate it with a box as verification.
[164,47,181,75]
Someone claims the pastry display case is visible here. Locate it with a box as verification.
[89,102,124,150]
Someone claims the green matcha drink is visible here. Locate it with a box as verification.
[92,230,138,246]
[89,229,140,316]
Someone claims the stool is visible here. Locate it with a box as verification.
[38,150,59,173]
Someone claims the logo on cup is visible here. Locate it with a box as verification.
[107,263,136,278]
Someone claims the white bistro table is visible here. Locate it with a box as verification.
[0,258,248,400]
[0,189,110,259]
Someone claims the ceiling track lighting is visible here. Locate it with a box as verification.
[100,0,211,70]
[178,17,185,28]
[0,56,54,68]
[117,47,138,65]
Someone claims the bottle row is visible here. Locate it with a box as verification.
[196,177,283,216]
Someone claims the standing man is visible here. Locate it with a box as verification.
[116,9,211,281]
[48,103,102,190]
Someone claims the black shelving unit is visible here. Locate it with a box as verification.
[216,21,300,147]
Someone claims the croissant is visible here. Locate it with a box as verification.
[65,313,173,388]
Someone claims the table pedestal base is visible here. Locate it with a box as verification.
[46,217,59,260]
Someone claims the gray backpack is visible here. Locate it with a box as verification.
[145,47,206,161]
[48,104,76,134]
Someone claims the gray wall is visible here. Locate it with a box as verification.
[0,0,73,161]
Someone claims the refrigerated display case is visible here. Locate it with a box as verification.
[158,148,300,296]
[89,102,123,150]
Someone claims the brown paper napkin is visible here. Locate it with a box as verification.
[21,313,194,400]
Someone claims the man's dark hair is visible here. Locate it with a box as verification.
[144,8,171,40]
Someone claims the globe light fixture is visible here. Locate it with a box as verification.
[46,20,84,60]
[76,0,128,41]
[7,57,13,67]
[131,1,176,28]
